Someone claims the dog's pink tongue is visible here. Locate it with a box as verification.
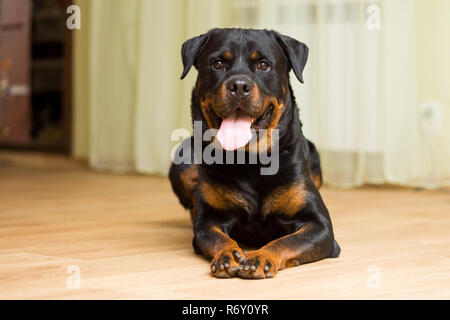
[217,109,252,150]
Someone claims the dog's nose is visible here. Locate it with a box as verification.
[226,76,254,98]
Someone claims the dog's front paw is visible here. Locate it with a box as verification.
[238,249,279,279]
[210,247,245,278]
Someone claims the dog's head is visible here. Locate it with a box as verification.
[181,28,308,151]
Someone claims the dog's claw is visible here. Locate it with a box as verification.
[233,250,245,263]
[219,264,224,271]
[211,265,216,273]
[250,265,256,272]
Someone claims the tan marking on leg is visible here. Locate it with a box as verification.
[259,224,315,270]
[208,226,245,278]
[180,165,198,209]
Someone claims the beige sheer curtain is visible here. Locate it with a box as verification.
[74,0,450,188]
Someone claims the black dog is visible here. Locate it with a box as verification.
[169,28,340,279]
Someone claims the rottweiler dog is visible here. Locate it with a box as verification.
[169,28,340,279]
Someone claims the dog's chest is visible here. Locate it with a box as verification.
[199,179,306,217]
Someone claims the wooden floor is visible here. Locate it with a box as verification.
[0,151,449,299]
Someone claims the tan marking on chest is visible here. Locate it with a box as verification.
[199,181,249,211]
[261,182,306,216]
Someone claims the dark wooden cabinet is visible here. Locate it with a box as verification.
[0,0,32,144]
[0,0,71,153]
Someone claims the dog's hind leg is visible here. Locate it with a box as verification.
[306,139,323,189]
[168,136,198,219]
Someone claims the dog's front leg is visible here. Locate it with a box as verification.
[193,202,245,278]
[239,191,339,279]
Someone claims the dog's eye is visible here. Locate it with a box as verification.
[212,59,224,70]
[257,61,270,71]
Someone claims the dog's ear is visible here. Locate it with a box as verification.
[273,32,309,83]
[180,32,211,79]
